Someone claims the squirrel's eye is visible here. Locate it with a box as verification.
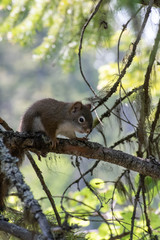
[78,116,85,123]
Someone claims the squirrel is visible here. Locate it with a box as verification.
[0,98,93,211]
[19,98,93,146]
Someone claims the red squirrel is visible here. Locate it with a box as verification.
[0,98,93,211]
[19,98,93,145]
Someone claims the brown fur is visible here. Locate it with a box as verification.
[20,98,93,144]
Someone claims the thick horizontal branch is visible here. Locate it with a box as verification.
[1,130,160,179]
[54,139,160,179]
[0,220,45,240]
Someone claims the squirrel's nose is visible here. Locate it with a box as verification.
[86,128,91,134]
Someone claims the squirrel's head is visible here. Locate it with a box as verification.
[70,102,93,135]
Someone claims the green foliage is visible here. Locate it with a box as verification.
[0,0,101,69]
[0,0,139,70]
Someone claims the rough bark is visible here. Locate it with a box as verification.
[0,220,45,240]
[0,137,55,240]
[54,138,160,179]
[1,130,160,179]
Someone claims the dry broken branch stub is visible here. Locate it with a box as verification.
[1,130,160,179]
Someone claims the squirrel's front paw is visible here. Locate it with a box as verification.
[51,138,59,149]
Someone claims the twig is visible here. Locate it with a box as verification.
[124,170,136,202]
[130,178,142,240]
[26,151,62,227]
[111,171,132,236]
[143,21,160,117]
[78,0,103,97]
[110,131,136,149]
[108,231,130,240]
[148,98,160,155]
[117,7,142,126]
[140,175,153,237]
[117,6,143,74]
[0,117,13,131]
[119,83,137,131]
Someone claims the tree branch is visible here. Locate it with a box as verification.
[78,0,103,97]
[143,21,160,117]
[1,130,160,179]
[26,151,62,227]
[0,136,55,240]
[0,117,13,131]
[0,220,45,240]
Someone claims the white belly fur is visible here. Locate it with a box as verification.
[32,117,45,132]
[56,121,76,138]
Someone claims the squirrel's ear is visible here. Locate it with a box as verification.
[70,102,82,113]
[85,104,91,110]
